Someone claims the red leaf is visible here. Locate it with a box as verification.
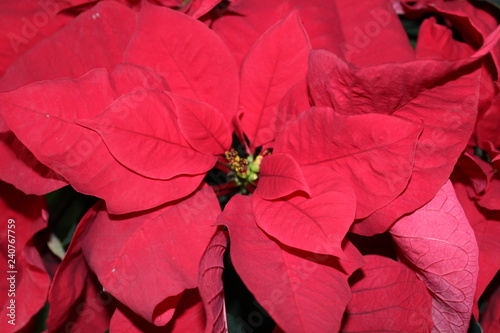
[172,93,232,155]
[253,165,355,257]
[342,255,433,332]
[275,79,311,132]
[308,29,498,118]
[82,187,220,325]
[0,2,136,196]
[359,67,483,234]
[478,178,500,210]
[477,94,500,148]
[416,17,474,61]
[50,274,113,333]
[255,153,310,200]
[0,65,203,213]
[124,1,238,123]
[454,153,491,198]
[414,17,496,144]
[453,180,500,318]
[110,289,206,332]
[0,0,69,76]
[77,90,218,180]
[212,1,306,68]
[198,230,228,333]
[480,285,500,333]
[329,26,500,234]
[331,0,415,65]
[390,181,479,332]
[220,195,354,333]
[0,131,67,194]
[0,181,50,332]
[275,107,421,218]
[212,0,413,68]
[0,1,136,91]
[403,0,500,71]
[185,0,223,19]
[47,202,113,332]
[238,9,311,149]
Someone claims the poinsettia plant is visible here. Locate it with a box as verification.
[0,0,499,332]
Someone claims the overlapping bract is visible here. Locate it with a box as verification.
[0,0,499,332]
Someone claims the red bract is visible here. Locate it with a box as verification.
[81,187,220,325]
[198,229,228,333]
[0,2,136,90]
[480,285,500,333]
[452,158,500,319]
[212,0,414,67]
[341,255,433,332]
[400,0,500,71]
[308,25,500,234]
[219,195,363,332]
[0,1,137,195]
[0,182,50,332]
[0,0,498,331]
[109,289,206,332]
[390,181,479,332]
[253,165,356,257]
[274,107,422,219]
[124,1,239,123]
[255,153,310,200]
[0,65,213,213]
[47,205,113,332]
[0,0,69,76]
[237,9,310,149]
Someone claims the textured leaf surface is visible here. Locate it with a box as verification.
[172,93,232,155]
[254,165,356,257]
[124,1,239,122]
[82,187,220,325]
[198,230,228,333]
[221,195,353,333]
[354,65,485,234]
[308,27,498,118]
[255,153,310,200]
[238,10,311,148]
[275,107,421,218]
[0,182,50,332]
[342,255,433,332]
[0,65,203,213]
[77,90,217,180]
[453,180,500,317]
[0,1,136,195]
[390,181,479,333]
